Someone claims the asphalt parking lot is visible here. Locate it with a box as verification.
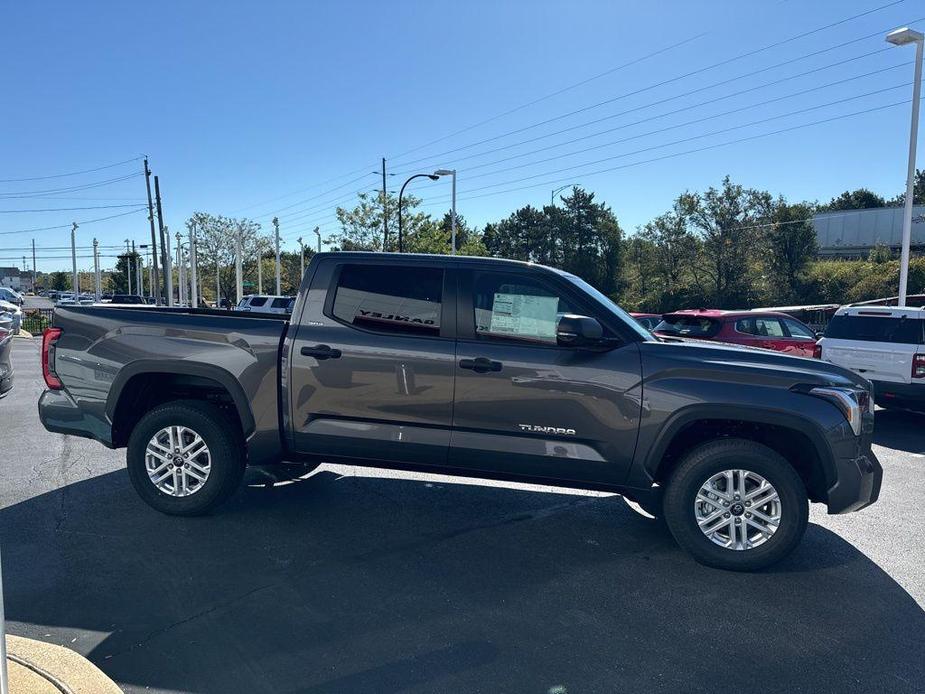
[1,338,923,694]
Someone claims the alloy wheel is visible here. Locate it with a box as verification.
[694,469,781,550]
[145,425,211,497]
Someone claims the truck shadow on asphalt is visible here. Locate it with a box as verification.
[874,408,925,454]
[1,468,922,694]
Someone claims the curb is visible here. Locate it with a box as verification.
[13,329,33,339]
[6,635,122,693]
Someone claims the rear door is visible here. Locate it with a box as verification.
[780,317,818,357]
[822,311,924,384]
[287,258,457,465]
[449,266,642,486]
[731,316,790,352]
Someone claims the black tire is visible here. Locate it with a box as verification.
[663,438,808,572]
[127,400,245,516]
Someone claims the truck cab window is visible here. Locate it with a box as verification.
[472,272,575,345]
[332,264,443,336]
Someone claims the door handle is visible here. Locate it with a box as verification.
[301,344,342,360]
[459,357,502,373]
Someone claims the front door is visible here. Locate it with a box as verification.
[449,268,643,486]
[288,259,457,465]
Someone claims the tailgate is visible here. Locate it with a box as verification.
[824,339,915,384]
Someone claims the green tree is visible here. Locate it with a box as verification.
[823,188,886,211]
[332,191,430,251]
[764,198,818,303]
[186,212,265,301]
[49,271,69,291]
[110,252,142,294]
[888,168,925,206]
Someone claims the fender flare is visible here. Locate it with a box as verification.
[105,359,256,436]
[643,403,836,489]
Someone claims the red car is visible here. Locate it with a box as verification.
[629,312,661,330]
[652,309,820,357]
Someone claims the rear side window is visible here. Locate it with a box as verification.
[271,298,289,308]
[332,264,442,336]
[735,317,785,337]
[825,314,925,345]
[655,316,721,338]
[249,297,268,307]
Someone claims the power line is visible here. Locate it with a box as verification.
[389,0,908,163]
[0,172,143,199]
[0,207,148,236]
[416,96,921,208]
[392,46,901,178]
[0,203,151,214]
[0,156,143,183]
[391,15,923,174]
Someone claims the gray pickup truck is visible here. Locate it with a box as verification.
[39,252,881,571]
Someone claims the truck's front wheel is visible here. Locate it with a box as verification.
[663,439,808,571]
[127,400,245,516]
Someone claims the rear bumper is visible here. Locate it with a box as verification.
[826,446,882,514]
[872,380,925,406]
[38,388,114,447]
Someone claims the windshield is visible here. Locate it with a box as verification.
[563,273,653,340]
[654,315,722,337]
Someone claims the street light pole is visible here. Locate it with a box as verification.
[92,238,101,301]
[125,239,132,296]
[297,237,304,281]
[435,170,457,253]
[314,226,321,253]
[235,225,243,304]
[550,183,577,207]
[398,173,440,253]
[189,224,199,308]
[886,26,924,306]
[273,217,281,295]
[71,222,79,294]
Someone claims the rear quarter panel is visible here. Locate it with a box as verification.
[50,306,286,463]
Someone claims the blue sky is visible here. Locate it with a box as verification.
[2,0,923,272]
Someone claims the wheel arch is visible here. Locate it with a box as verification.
[106,361,255,448]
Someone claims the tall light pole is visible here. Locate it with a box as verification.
[189,223,199,308]
[70,222,79,294]
[435,169,457,254]
[164,225,174,306]
[398,173,440,253]
[235,224,243,304]
[92,238,101,301]
[215,255,221,307]
[551,183,578,207]
[886,26,924,306]
[273,216,281,295]
[124,239,132,295]
[176,231,185,305]
[314,226,321,253]
[297,237,305,283]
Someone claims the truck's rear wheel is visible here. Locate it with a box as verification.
[663,439,808,572]
[127,400,245,516]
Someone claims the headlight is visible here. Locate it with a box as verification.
[804,386,872,436]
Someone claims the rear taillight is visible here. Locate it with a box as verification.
[813,342,822,359]
[42,327,63,389]
[913,353,925,379]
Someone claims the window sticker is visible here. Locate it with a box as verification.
[488,292,559,339]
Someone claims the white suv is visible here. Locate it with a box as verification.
[818,305,925,411]
[236,295,293,314]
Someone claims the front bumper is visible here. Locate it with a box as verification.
[826,445,882,514]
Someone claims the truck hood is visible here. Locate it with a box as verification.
[639,337,869,391]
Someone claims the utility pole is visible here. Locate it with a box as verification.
[154,175,172,305]
[235,224,243,304]
[92,238,101,301]
[70,222,79,294]
[297,237,304,281]
[176,231,185,305]
[381,157,389,251]
[144,158,160,302]
[273,216,281,295]
[189,222,199,308]
[124,239,132,295]
[215,255,221,307]
[134,241,142,297]
[257,240,263,294]
[164,225,173,306]
[31,239,36,294]
[314,226,321,253]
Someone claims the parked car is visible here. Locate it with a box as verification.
[629,312,661,330]
[0,287,24,306]
[38,252,881,571]
[110,294,147,305]
[237,294,294,314]
[653,309,819,357]
[0,313,13,397]
[817,305,925,412]
[0,300,23,335]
